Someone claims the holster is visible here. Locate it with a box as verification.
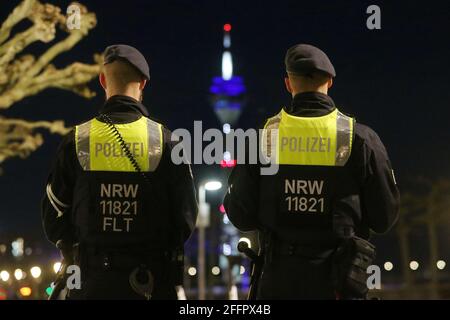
[331,236,376,299]
[49,241,77,300]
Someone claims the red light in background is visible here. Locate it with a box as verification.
[0,288,7,300]
[223,24,232,32]
[220,159,236,168]
[219,204,226,214]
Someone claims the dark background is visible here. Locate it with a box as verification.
[1,0,449,245]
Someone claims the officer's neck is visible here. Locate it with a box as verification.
[291,88,328,97]
[106,88,142,102]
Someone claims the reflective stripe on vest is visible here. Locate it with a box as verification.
[261,108,354,166]
[75,116,163,172]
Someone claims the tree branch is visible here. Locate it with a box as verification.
[0,117,70,134]
[0,0,37,45]
[22,4,97,80]
[0,117,70,165]
[0,57,100,107]
[0,1,100,168]
[0,2,100,109]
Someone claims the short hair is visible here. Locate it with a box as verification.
[103,59,144,89]
[287,71,331,90]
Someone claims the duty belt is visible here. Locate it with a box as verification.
[84,248,170,271]
[271,241,336,258]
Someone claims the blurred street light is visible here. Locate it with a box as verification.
[19,287,32,297]
[0,270,9,282]
[14,268,24,280]
[384,261,394,271]
[409,261,419,271]
[211,266,220,276]
[198,179,222,300]
[53,262,62,274]
[436,260,446,270]
[240,266,245,275]
[204,181,222,191]
[11,238,24,257]
[188,267,197,276]
[30,266,41,279]
[223,243,231,256]
[223,123,231,134]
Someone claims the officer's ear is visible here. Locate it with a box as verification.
[139,79,147,91]
[327,77,333,89]
[99,72,107,90]
[284,77,293,94]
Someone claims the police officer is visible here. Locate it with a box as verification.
[41,44,197,299]
[224,44,400,299]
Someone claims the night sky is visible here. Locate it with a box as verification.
[1,0,449,243]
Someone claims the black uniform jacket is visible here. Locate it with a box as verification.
[224,92,399,242]
[41,95,198,249]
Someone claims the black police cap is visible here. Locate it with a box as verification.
[285,44,336,78]
[103,44,150,80]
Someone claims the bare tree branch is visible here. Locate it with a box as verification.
[0,0,37,45]
[0,117,70,164]
[0,1,100,169]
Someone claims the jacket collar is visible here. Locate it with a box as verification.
[99,95,150,117]
[284,92,336,117]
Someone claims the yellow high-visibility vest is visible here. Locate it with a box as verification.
[261,108,354,166]
[75,116,163,172]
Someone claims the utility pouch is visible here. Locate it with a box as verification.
[332,236,376,299]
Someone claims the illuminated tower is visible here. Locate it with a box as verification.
[209,25,250,298]
[209,24,246,127]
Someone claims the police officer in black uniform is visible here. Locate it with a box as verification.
[224,44,399,299]
[42,44,197,299]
